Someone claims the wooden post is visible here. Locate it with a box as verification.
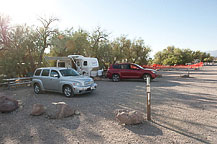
[146,77,151,121]
[187,68,189,77]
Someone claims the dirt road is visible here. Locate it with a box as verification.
[0,66,217,144]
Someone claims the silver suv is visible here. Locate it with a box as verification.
[32,67,97,97]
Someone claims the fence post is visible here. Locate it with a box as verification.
[146,77,151,121]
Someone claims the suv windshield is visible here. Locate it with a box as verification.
[60,69,80,76]
[133,64,144,70]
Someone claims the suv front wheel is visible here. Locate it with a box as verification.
[112,74,120,82]
[63,85,74,97]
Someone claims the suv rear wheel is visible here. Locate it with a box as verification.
[63,85,74,97]
[34,83,42,94]
[112,74,120,82]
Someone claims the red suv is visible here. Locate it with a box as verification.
[107,63,157,82]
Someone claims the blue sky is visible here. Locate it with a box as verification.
[1,0,217,56]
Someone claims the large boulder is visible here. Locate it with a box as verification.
[180,74,190,78]
[30,104,45,116]
[115,109,145,125]
[46,102,75,119]
[0,96,19,113]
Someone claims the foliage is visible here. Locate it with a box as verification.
[0,16,58,77]
[36,17,59,66]
[0,15,10,51]
[0,24,41,77]
[153,46,213,65]
[1,14,214,78]
[111,36,151,65]
[49,28,151,69]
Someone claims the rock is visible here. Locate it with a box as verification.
[0,96,19,113]
[30,104,45,116]
[115,109,145,125]
[180,74,189,78]
[46,102,75,119]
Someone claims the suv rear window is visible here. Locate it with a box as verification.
[34,69,42,76]
[120,64,130,69]
[41,69,50,76]
[112,65,121,69]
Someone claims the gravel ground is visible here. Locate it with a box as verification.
[0,66,217,144]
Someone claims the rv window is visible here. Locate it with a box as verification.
[83,61,88,66]
[58,62,65,67]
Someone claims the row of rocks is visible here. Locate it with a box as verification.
[0,96,79,119]
[0,96,145,124]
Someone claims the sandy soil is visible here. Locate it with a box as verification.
[0,66,217,144]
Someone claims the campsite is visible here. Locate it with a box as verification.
[1,1,217,143]
[0,66,217,143]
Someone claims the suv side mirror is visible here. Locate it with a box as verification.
[55,74,60,78]
[52,74,60,78]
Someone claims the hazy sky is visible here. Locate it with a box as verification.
[1,0,217,56]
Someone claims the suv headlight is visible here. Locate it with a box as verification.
[72,82,82,86]
[152,70,157,74]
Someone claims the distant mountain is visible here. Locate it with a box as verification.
[208,50,217,57]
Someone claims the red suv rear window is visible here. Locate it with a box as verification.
[112,65,121,69]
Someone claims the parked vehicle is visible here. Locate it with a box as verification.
[45,55,102,77]
[32,67,97,97]
[106,63,157,82]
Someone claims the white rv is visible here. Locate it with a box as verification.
[45,55,102,77]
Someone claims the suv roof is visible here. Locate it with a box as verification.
[112,63,131,65]
[36,67,73,71]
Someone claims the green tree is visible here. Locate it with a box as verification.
[50,28,74,56]
[37,17,58,66]
[154,46,214,65]
[110,36,151,65]
[132,39,151,65]
[0,24,42,77]
[154,46,189,65]
[182,49,194,64]
[111,36,130,63]
[89,27,108,57]
[50,28,91,56]
[0,15,10,51]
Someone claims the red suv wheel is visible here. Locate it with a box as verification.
[112,74,120,82]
